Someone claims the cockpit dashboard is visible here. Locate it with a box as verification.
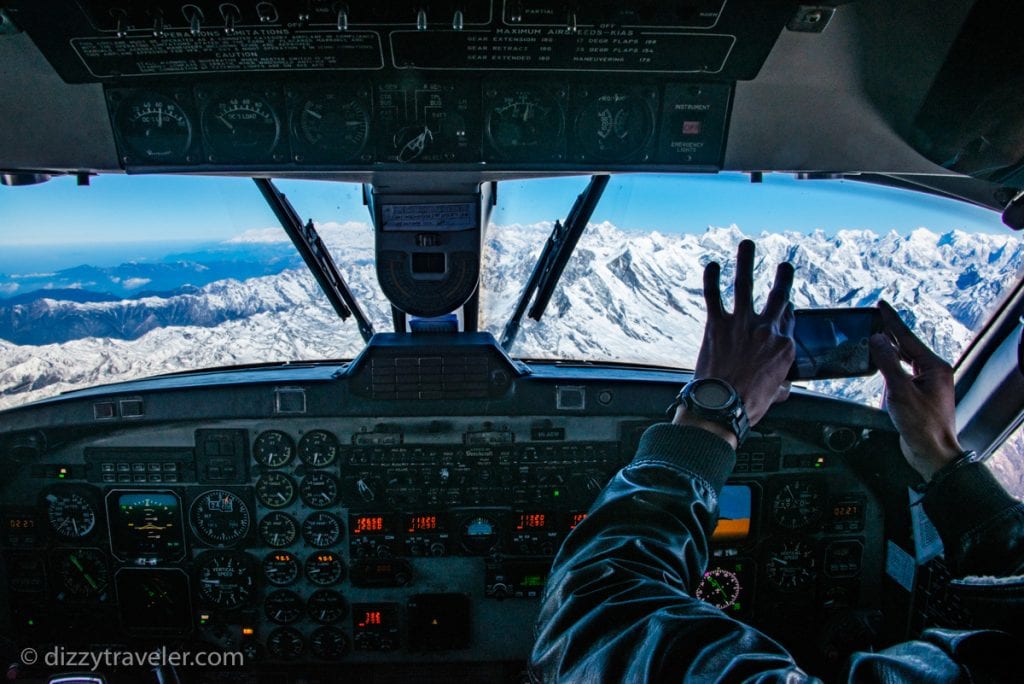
[0,334,911,681]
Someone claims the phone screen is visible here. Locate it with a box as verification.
[788,308,882,380]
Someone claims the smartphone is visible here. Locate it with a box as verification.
[788,308,883,380]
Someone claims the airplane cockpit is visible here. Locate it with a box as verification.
[1,1,1024,682]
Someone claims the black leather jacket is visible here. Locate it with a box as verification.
[530,424,1024,682]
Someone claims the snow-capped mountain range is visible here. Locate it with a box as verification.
[1,221,1023,493]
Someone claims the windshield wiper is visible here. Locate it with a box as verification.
[254,178,375,343]
[500,174,609,350]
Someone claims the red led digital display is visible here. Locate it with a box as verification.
[569,513,587,529]
[354,516,384,535]
[407,515,438,532]
[516,513,547,530]
[7,518,36,529]
[832,503,862,518]
[358,611,383,627]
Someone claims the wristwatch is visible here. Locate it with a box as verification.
[668,378,750,445]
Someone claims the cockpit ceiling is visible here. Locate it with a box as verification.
[0,0,1021,198]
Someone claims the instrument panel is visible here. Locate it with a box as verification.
[104,78,731,170]
[1,408,885,676]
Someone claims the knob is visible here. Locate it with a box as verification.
[408,544,423,556]
[151,11,165,37]
[336,6,349,31]
[221,4,240,34]
[416,8,428,30]
[256,2,278,23]
[429,542,446,557]
[183,5,204,36]
[356,478,376,502]
[508,1,523,23]
[452,9,464,30]
[111,9,128,38]
[490,583,511,600]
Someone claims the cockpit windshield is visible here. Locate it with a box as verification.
[0,173,1019,411]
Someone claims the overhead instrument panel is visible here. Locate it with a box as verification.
[13,0,773,170]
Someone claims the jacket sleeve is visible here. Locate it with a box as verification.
[529,424,814,683]
[922,462,1024,577]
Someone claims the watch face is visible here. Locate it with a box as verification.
[693,380,734,410]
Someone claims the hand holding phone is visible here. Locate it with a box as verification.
[788,308,883,380]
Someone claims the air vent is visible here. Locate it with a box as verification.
[370,354,490,400]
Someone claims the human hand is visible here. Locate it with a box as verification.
[869,300,963,481]
[673,240,796,445]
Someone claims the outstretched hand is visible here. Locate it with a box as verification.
[869,300,963,481]
[674,240,796,445]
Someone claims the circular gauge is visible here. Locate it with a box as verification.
[310,626,350,660]
[305,551,346,586]
[765,540,817,592]
[308,589,349,624]
[256,472,296,509]
[264,589,304,624]
[393,123,436,163]
[266,626,304,660]
[574,91,654,162]
[486,90,565,160]
[254,430,295,468]
[258,512,299,548]
[195,551,257,609]
[300,472,340,508]
[45,490,97,540]
[53,548,109,599]
[460,515,499,555]
[772,481,825,530]
[695,567,742,610]
[116,93,192,162]
[202,93,280,159]
[302,512,344,548]
[262,551,300,587]
[293,94,370,161]
[298,430,339,468]
[190,490,251,546]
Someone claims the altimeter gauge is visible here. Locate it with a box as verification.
[771,480,824,530]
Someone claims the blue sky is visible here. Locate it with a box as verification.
[0,172,1004,253]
